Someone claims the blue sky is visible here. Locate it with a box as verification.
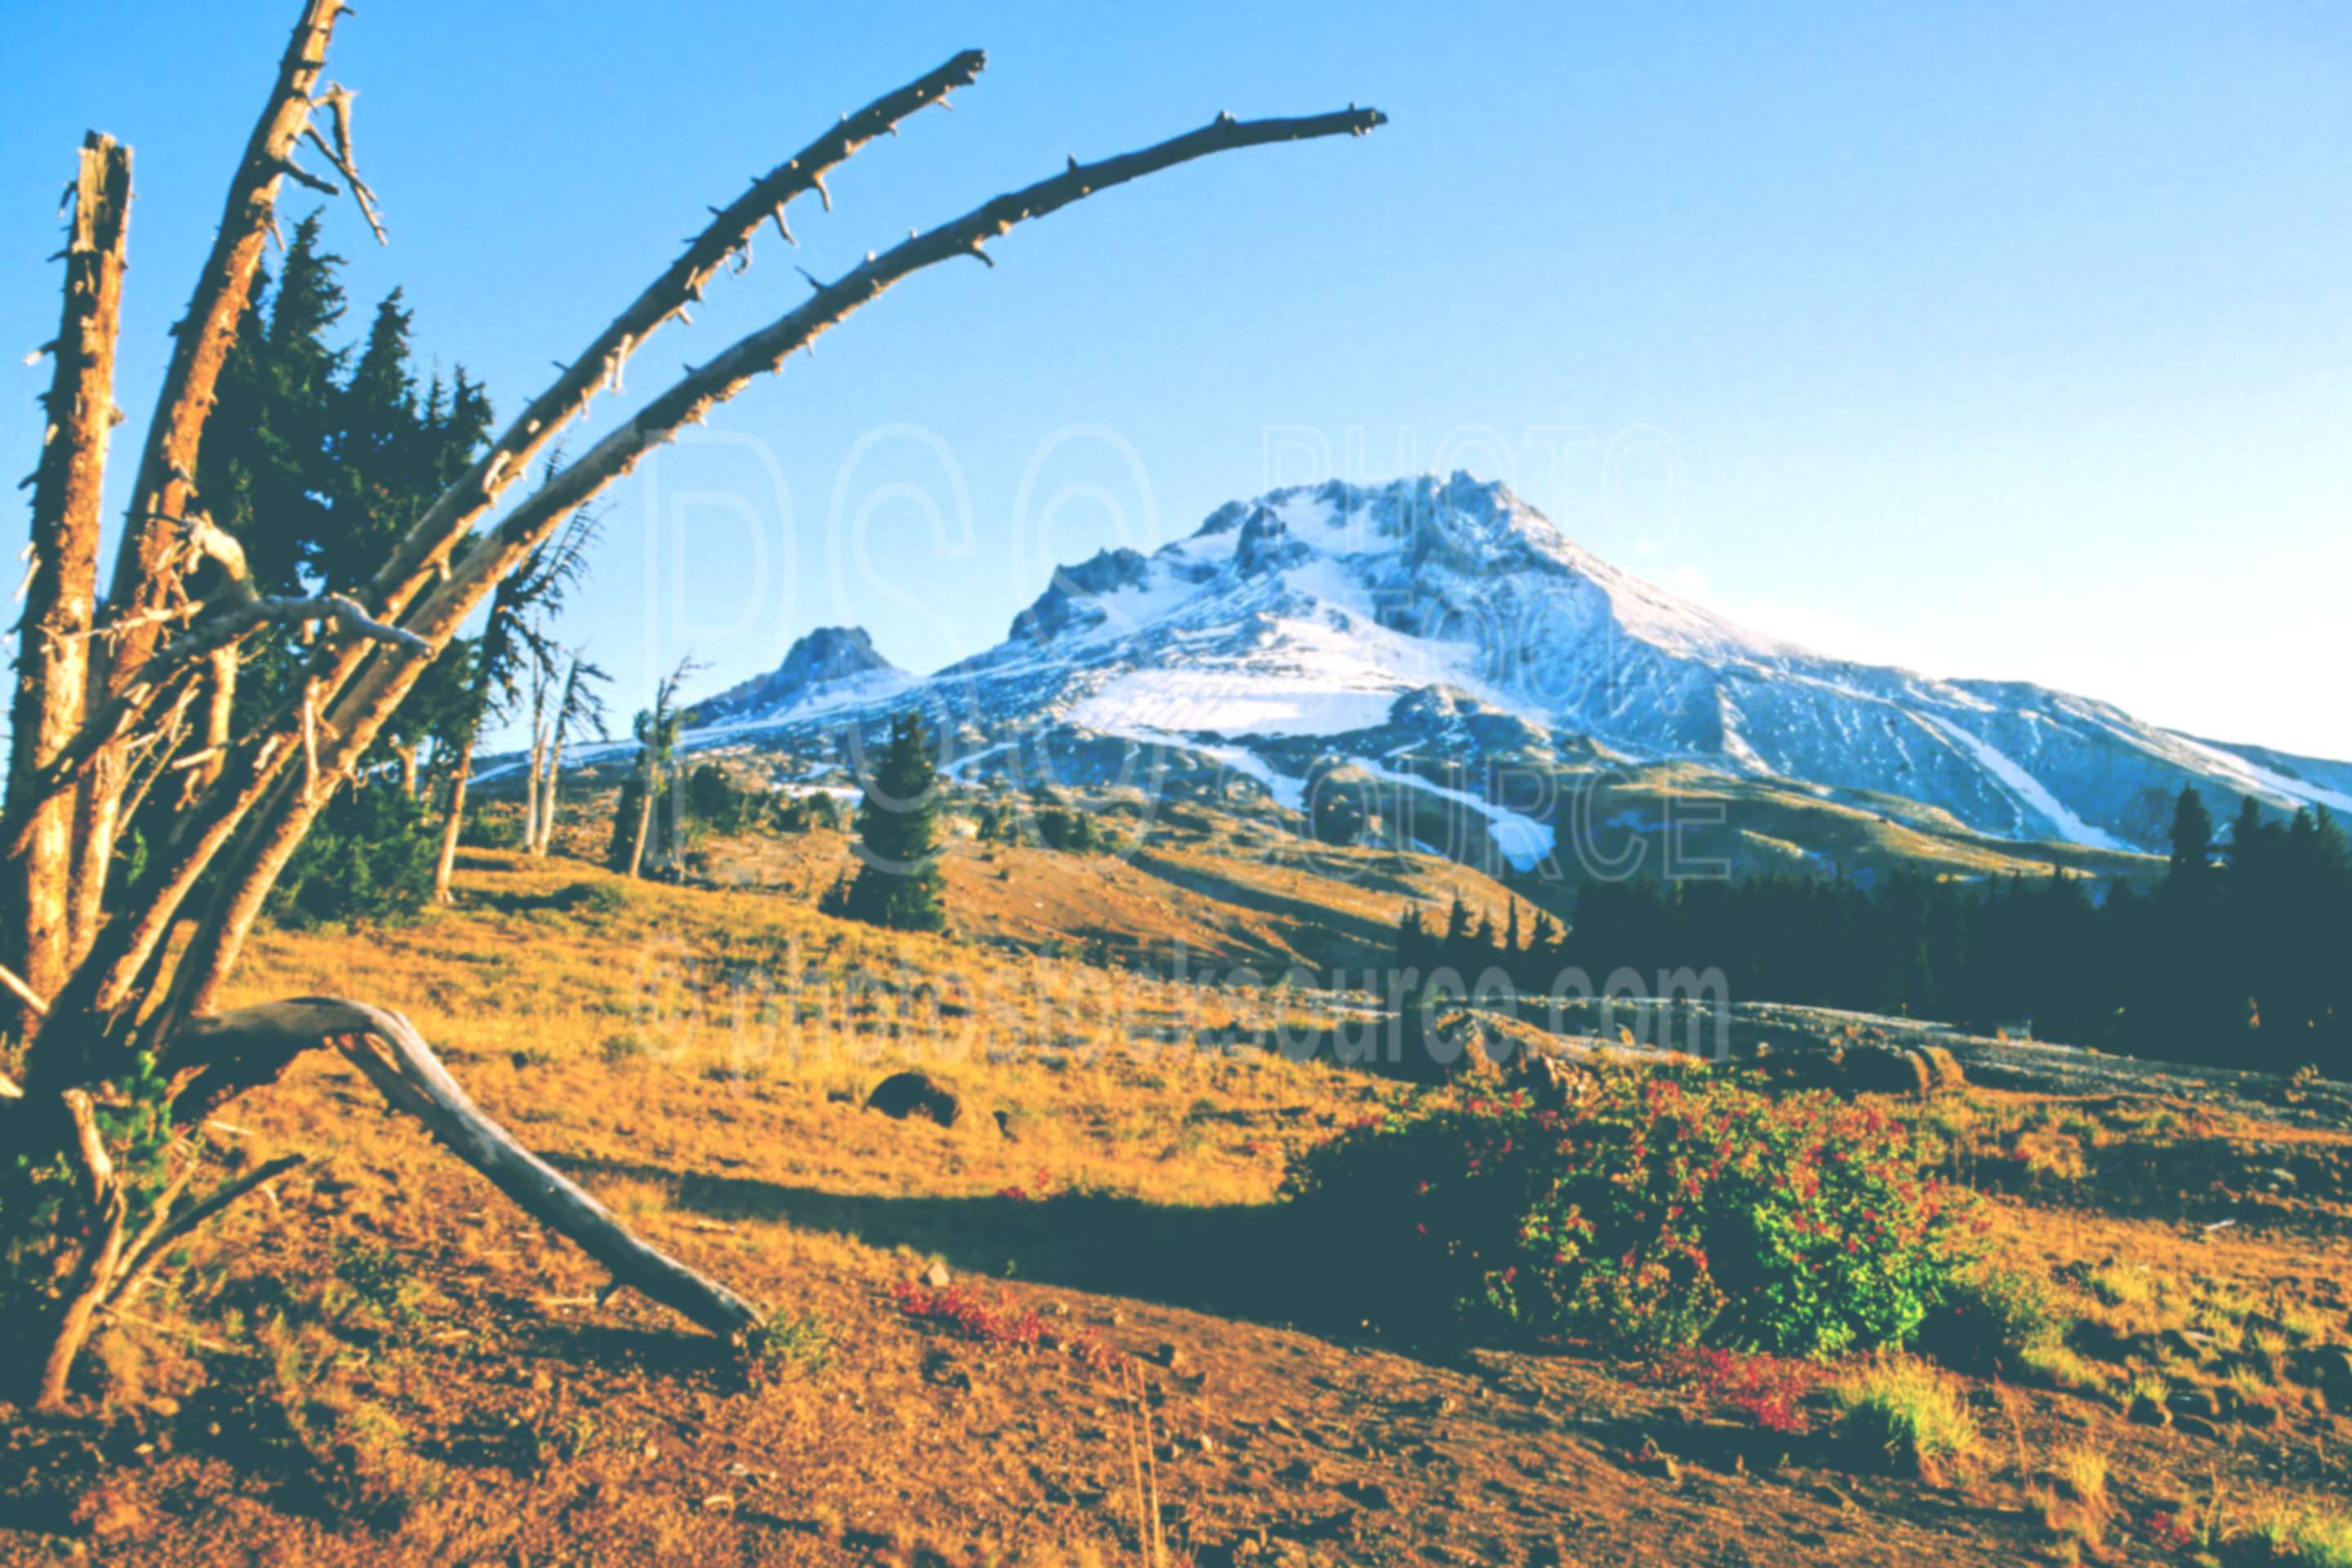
[6,2,2348,756]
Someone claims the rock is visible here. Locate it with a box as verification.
[1627,1435,1679,1481]
[1838,1045,1931,1097]
[2293,1347,2352,1393]
[2128,1394,2171,1427]
[1153,1342,1186,1370]
[923,1261,952,1289]
[2172,1414,2219,1440]
[1343,1479,1396,1510]
[866,1071,964,1128]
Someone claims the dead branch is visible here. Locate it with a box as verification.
[1,591,421,861]
[107,1152,307,1308]
[2,958,52,1018]
[303,82,385,243]
[175,1000,763,1338]
[357,49,985,625]
[38,1089,129,1410]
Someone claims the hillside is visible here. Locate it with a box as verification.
[7,820,2350,1566]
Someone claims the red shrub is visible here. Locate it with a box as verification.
[892,1280,1048,1350]
[1646,1346,1827,1434]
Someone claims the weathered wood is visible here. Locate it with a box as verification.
[356,50,989,630]
[6,134,130,1040]
[432,741,472,902]
[177,1000,764,1338]
[76,0,348,973]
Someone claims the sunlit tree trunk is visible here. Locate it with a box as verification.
[433,742,471,902]
[3,134,129,1038]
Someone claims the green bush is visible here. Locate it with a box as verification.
[1283,1067,1981,1356]
[266,785,438,928]
[2,1053,177,1364]
[555,880,631,916]
[461,804,524,850]
[1921,1261,2074,1375]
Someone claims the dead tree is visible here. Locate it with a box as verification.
[5,134,130,1044]
[1,3,1380,1409]
[532,651,611,857]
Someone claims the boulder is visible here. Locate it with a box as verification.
[1839,1045,1932,1097]
[866,1071,964,1128]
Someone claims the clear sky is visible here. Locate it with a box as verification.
[6,2,2348,757]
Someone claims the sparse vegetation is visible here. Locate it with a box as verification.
[1833,1354,1981,1478]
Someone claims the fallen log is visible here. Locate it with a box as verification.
[176,998,763,1339]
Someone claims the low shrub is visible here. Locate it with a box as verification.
[2252,1499,2352,1568]
[265,785,437,929]
[744,1312,833,1379]
[892,1279,1047,1352]
[1922,1261,2074,1374]
[1646,1346,1826,1434]
[555,880,632,916]
[1833,1353,1980,1478]
[1283,1066,1980,1356]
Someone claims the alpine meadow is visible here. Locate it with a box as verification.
[3,5,2349,1566]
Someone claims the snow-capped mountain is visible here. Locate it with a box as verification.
[667,474,2352,861]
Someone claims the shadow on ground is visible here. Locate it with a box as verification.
[546,1152,1368,1337]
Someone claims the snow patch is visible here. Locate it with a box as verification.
[1918,713,2128,851]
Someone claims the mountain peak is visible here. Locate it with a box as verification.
[697,626,906,726]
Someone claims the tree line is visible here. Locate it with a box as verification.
[1399,786,2350,1074]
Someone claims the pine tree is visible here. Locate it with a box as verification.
[1396,905,1429,976]
[840,710,947,932]
[2165,786,2216,891]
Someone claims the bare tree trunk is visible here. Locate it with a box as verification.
[536,726,570,856]
[395,742,419,797]
[433,742,471,902]
[5,135,129,1038]
[522,728,544,856]
[73,2,349,977]
[37,1091,128,1411]
[626,765,655,880]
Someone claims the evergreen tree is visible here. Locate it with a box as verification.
[839,710,947,932]
[2165,786,2216,890]
[1439,893,1475,973]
